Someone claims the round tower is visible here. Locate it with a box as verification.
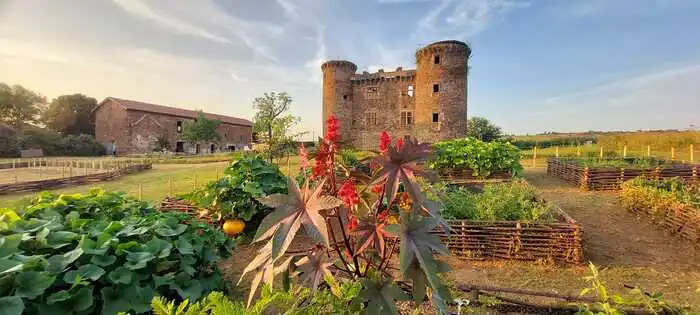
[321,60,357,143]
[414,40,471,142]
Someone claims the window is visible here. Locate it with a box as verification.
[434,55,440,64]
[342,95,348,100]
[407,85,414,97]
[365,112,377,126]
[432,112,439,123]
[365,86,379,99]
[176,121,183,133]
[400,111,413,126]
[224,133,227,139]
[433,84,439,94]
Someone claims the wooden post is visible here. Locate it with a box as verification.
[168,176,173,196]
[193,170,198,190]
[12,160,15,169]
[69,165,73,178]
[215,168,219,180]
[532,147,537,168]
[691,144,695,163]
[84,162,88,176]
[647,145,651,157]
[671,147,676,160]
[582,167,590,190]
[576,146,581,157]
[555,146,559,158]
[61,165,65,178]
[138,184,143,201]
[599,147,604,158]
[623,146,627,158]
[100,160,104,170]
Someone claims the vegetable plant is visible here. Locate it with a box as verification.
[559,157,662,169]
[0,189,234,315]
[239,118,453,314]
[429,137,522,179]
[182,154,288,229]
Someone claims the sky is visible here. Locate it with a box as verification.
[1,0,699,138]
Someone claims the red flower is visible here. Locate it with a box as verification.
[377,211,389,222]
[371,183,384,194]
[338,179,359,207]
[396,137,404,150]
[312,142,330,178]
[379,130,391,152]
[401,191,410,204]
[299,143,309,169]
[325,115,340,145]
[348,215,359,231]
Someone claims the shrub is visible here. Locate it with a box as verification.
[0,124,18,156]
[0,189,234,315]
[436,180,554,221]
[181,154,287,232]
[60,134,106,156]
[620,177,700,214]
[429,137,522,178]
[11,127,105,157]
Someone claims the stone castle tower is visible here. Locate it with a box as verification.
[322,40,470,150]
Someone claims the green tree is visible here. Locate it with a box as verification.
[42,93,98,135]
[0,83,46,129]
[181,111,221,143]
[467,116,503,142]
[252,92,304,161]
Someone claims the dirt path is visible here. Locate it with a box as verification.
[525,167,700,270]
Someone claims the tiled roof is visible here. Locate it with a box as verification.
[99,97,253,127]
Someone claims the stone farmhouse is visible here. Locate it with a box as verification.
[93,97,253,155]
[322,40,470,150]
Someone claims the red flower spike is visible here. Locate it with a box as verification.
[299,143,310,169]
[396,137,404,150]
[379,130,391,153]
[338,179,359,207]
[312,142,330,178]
[325,115,340,145]
[348,214,359,231]
[377,210,389,222]
[371,183,384,194]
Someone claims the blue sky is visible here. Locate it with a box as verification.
[1,0,698,138]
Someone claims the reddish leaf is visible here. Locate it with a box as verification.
[294,246,333,292]
[351,215,392,257]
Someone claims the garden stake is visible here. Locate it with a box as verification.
[532,147,537,167]
[555,146,559,157]
[169,176,173,196]
[647,145,651,157]
[671,147,676,160]
[623,146,627,158]
[599,146,603,158]
[691,144,695,162]
[138,184,143,201]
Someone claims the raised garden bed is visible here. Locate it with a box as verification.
[0,163,152,195]
[439,168,513,185]
[621,178,700,242]
[547,157,699,190]
[435,206,582,264]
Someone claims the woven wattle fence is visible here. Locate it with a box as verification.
[434,207,582,264]
[439,168,513,185]
[627,202,700,243]
[547,158,700,190]
[0,163,152,195]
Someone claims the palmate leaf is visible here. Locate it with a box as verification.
[369,138,435,209]
[359,277,409,315]
[238,240,294,308]
[254,177,342,259]
[351,216,392,257]
[294,246,333,292]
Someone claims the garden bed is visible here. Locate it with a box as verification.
[439,168,513,184]
[547,157,699,190]
[435,206,582,264]
[0,163,152,195]
[621,178,700,243]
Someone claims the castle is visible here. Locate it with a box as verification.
[321,40,470,150]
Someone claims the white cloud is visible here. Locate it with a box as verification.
[112,0,232,44]
[412,0,528,40]
[367,43,412,73]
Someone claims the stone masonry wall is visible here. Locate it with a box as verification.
[94,100,129,155]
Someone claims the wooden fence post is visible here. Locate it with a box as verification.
[671,147,676,160]
[623,146,627,158]
[532,147,537,168]
[582,167,590,190]
[647,145,651,157]
[599,147,604,158]
[84,162,88,176]
[12,160,15,169]
[193,170,198,190]
[138,184,143,201]
[555,146,559,158]
[691,144,695,163]
[576,146,581,157]
[168,176,173,196]
[69,165,73,178]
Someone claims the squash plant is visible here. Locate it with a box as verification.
[240,118,453,314]
[429,137,522,179]
[182,155,288,228]
[0,189,234,315]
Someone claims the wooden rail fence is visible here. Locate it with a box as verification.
[547,158,699,190]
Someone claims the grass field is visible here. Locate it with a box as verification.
[0,152,239,164]
[0,167,108,184]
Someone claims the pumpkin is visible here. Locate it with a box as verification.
[222,219,245,236]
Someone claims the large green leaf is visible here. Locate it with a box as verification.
[124,251,155,270]
[0,296,24,315]
[144,237,172,259]
[64,264,106,283]
[175,237,194,255]
[90,255,117,267]
[0,259,22,275]
[46,247,83,273]
[107,266,133,284]
[14,271,55,299]
[124,284,154,313]
[360,278,409,315]
[71,286,94,312]
[170,273,203,301]
[0,234,22,259]
[46,290,71,304]
[100,287,130,315]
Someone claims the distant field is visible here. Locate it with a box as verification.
[0,152,239,164]
[0,167,107,184]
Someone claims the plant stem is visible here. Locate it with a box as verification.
[326,217,354,275]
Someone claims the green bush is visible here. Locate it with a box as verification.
[560,157,662,169]
[0,189,234,315]
[60,134,106,156]
[429,137,522,179]
[182,155,287,231]
[11,127,105,157]
[436,180,554,221]
[0,124,18,156]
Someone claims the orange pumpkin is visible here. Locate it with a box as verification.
[222,219,245,236]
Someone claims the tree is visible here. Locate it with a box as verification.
[252,92,303,161]
[181,111,221,143]
[42,93,98,135]
[0,83,46,129]
[467,116,503,142]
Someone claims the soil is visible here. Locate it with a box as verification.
[222,167,700,312]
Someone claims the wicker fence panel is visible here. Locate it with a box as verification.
[434,207,582,264]
[0,164,152,195]
[547,158,700,190]
[627,202,700,243]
